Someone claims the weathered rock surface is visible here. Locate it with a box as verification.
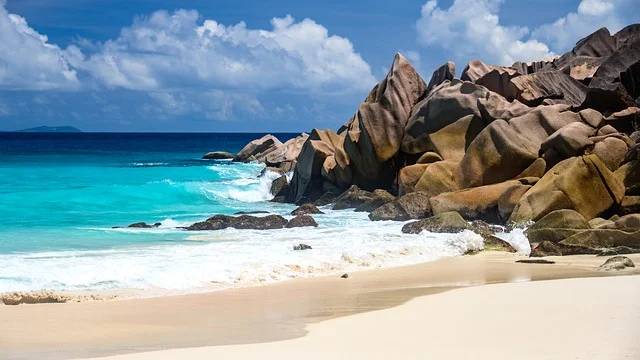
[599,255,636,270]
[430,180,523,223]
[402,212,470,234]
[426,61,456,95]
[559,229,640,248]
[332,185,375,210]
[287,215,318,228]
[413,160,459,197]
[354,189,395,212]
[202,151,235,160]
[343,53,427,190]
[233,134,283,163]
[265,133,309,166]
[525,209,590,244]
[511,72,587,107]
[529,240,599,257]
[369,192,432,221]
[455,104,582,189]
[403,79,489,156]
[510,155,625,224]
[270,175,289,196]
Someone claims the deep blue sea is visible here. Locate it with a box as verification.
[0,133,521,297]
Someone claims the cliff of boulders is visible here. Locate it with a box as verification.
[207,24,640,256]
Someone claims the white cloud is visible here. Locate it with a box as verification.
[143,90,264,121]
[416,0,554,66]
[0,2,79,90]
[67,10,376,94]
[531,0,627,52]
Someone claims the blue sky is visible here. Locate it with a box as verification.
[0,0,637,132]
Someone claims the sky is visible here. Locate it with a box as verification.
[0,0,638,132]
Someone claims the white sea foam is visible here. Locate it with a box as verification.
[0,210,491,296]
[493,228,531,255]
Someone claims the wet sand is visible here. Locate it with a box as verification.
[1,252,639,360]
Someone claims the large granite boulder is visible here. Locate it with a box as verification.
[398,164,430,195]
[539,122,596,158]
[426,61,456,95]
[233,134,283,163]
[410,114,486,161]
[401,211,470,234]
[615,160,640,195]
[583,40,640,113]
[510,155,625,224]
[511,72,588,107]
[455,104,583,188]
[525,209,590,244]
[476,68,521,101]
[369,192,432,221]
[270,175,289,196]
[414,160,460,197]
[477,92,532,123]
[604,107,640,134]
[498,183,533,221]
[591,136,630,171]
[560,229,640,249]
[343,53,427,190]
[429,180,523,223]
[265,133,309,167]
[402,79,490,155]
[289,129,346,204]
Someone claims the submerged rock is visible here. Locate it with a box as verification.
[202,151,235,160]
[127,222,161,228]
[354,189,395,212]
[286,215,319,228]
[293,243,312,251]
[291,203,324,216]
[187,214,288,231]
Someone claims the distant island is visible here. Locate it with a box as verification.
[15,126,82,133]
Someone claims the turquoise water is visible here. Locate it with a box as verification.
[0,133,295,254]
[0,133,513,296]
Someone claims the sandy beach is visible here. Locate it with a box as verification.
[2,252,639,360]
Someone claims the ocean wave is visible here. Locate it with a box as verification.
[0,211,490,295]
[130,162,168,167]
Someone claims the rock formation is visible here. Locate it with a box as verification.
[211,24,640,256]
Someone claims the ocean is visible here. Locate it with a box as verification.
[0,133,527,297]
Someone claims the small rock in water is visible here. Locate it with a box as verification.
[127,222,160,229]
[293,244,312,251]
[286,215,319,228]
[234,211,269,215]
[291,203,324,215]
[516,259,556,264]
[341,273,349,279]
[599,256,635,271]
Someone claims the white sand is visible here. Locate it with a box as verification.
[87,275,640,360]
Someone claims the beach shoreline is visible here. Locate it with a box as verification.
[2,252,638,360]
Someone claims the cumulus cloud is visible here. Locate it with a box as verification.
[67,10,376,94]
[416,0,554,66]
[0,2,79,90]
[531,0,629,52]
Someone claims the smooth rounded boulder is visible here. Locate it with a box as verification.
[369,192,432,221]
[510,155,625,224]
[401,212,470,234]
